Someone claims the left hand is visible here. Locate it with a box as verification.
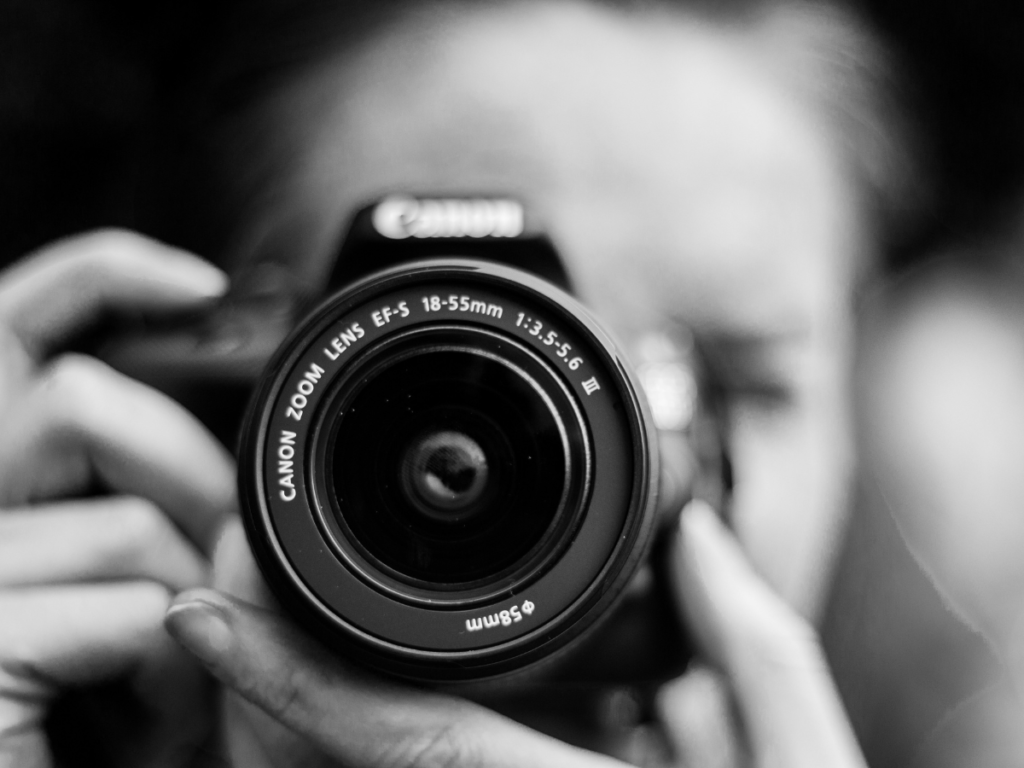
[0,231,235,768]
[167,504,865,768]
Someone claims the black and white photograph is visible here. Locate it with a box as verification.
[0,0,1022,766]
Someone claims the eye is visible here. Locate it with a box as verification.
[693,333,801,413]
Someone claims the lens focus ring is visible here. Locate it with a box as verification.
[238,259,657,682]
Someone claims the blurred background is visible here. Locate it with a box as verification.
[9,0,1024,271]
[3,0,1024,765]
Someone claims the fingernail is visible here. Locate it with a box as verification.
[165,591,234,665]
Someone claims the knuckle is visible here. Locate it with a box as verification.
[37,354,114,429]
[255,663,313,729]
[79,228,148,263]
[41,353,106,393]
[116,497,176,554]
[380,721,482,768]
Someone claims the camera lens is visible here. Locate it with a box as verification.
[316,331,587,593]
[239,260,657,682]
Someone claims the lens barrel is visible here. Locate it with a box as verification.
[239,259,657,682]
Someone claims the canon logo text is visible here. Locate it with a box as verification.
[372,196,525,240]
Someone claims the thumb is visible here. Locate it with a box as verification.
[164,590,625,768]
[669,501,865,768]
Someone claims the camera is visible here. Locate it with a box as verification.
[102,194,730,684]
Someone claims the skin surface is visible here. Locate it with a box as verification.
[864,271,1024,676]
[0,232,233,768]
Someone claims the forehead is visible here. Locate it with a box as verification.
[250,0,864,340]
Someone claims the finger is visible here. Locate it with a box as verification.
[165,590,627,768]
[211,516,329,766]
[0,583,210,768]
[211,514,278,609]
[0,497,207,591]
[655,429,696,526]
[0,583,176,696]
[656,665,742,768]
[0,229,227,355]
[0,354,235,553]
[669,501,865,768]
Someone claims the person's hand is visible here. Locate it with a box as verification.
[166,501,864,768]
[659,502,863,768]
[0,230,235,768]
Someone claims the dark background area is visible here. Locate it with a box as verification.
[3,0,1024,270]
[863,0,1024,265]
[0,0,233,265]
[2,1,1021,766]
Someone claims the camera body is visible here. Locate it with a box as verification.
[103,194,729,685]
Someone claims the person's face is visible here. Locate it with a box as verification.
[239,0,868,618]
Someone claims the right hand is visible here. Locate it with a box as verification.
[0,231,236,768]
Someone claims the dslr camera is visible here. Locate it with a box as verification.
[104,194,730,684]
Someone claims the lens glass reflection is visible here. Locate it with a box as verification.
[327,347,570,586]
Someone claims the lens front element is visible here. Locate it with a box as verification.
[316,330,587,595]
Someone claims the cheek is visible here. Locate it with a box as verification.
[866,294,1024,638]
